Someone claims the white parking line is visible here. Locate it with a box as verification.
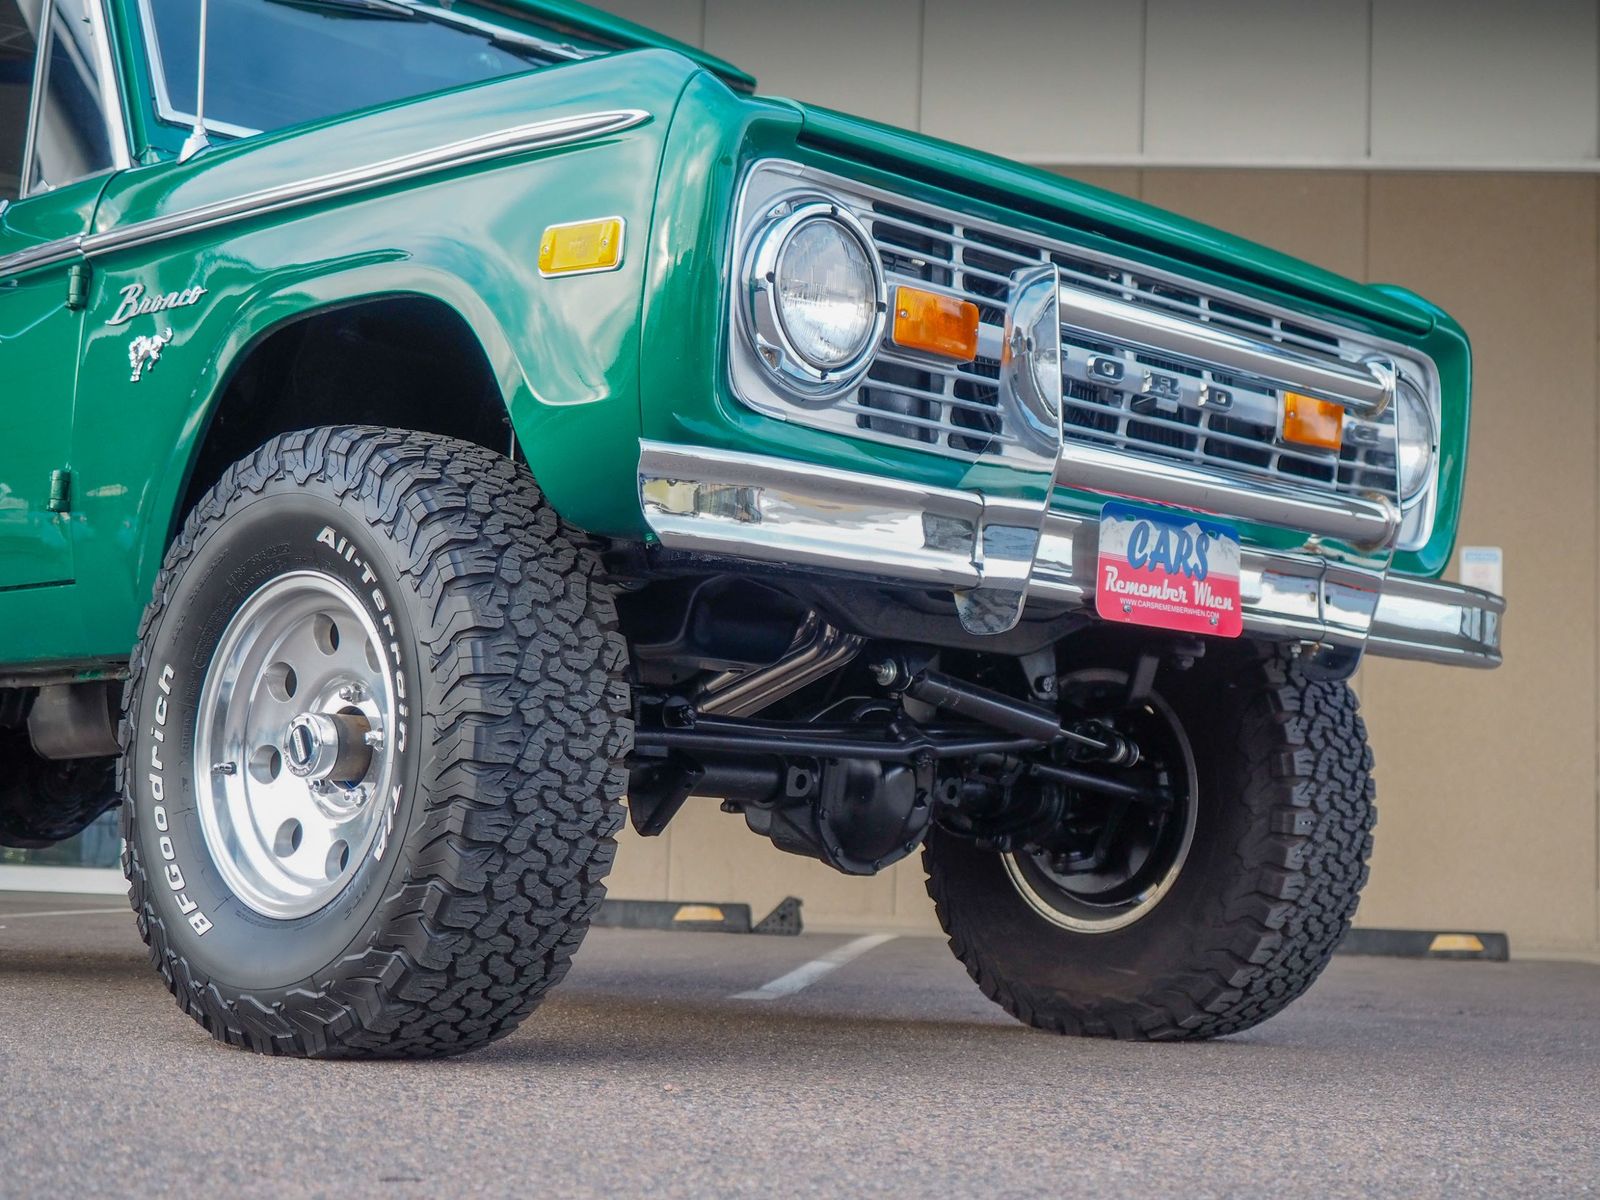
[0,908,127,921]
[731,933,897,1001]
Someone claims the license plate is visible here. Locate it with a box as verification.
[1095,502,1242,638]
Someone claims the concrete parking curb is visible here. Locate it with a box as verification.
[1339,927,1510,961]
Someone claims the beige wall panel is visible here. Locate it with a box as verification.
[1360,175,1598,954]
[1372,0,1600,163]
[1140,170,1368,279]
[608,819,674,900]
[597,0,705,45]
[661,803,906,926]
[921,0,1143,161]
[1144,0,1370,162]
[887,858,940,933]
[610,814,938,933]
[704,0,923,128]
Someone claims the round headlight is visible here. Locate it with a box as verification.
[745,198,886,399]
[1394,378,1438,504]
[774,219,878,370]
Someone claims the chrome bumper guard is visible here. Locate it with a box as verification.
[638,441,1503,670]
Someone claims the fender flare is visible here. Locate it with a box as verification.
[138,258,546,587]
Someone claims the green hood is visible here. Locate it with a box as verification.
[787,102,1432,337]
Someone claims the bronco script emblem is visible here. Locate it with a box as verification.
[128,329,175,383]
[106,281,208,327]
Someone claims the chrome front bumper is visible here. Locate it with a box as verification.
[638,441,1503,669]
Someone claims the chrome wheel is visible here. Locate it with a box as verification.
[1003,669,1198,934]
[193,571,397,920]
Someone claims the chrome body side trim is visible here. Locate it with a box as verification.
[637,441,1504,670]
[0,109,651,279]
[0,237,81,278]
[83,109,651,258]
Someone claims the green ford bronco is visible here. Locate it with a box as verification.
[0,0,1503,1057]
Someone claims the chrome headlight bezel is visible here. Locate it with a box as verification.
[1388,359,1444,553]
[741,196,887,404]
[1393,374,1440,506]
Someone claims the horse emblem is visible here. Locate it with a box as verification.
[129,328,175,383]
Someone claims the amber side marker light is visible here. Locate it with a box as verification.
[892,285,980,361]
[539,217,625,277]
[1282,391,1345,451]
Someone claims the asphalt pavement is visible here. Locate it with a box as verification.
[1,891,1596,1199]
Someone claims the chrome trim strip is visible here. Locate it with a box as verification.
[1057,440,1401,549]
[0,237,82,278]
[0,109,650,280]
[637,441,1502,669]
[83,109,649,258]
[1057,284,1394,417]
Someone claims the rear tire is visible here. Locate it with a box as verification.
[0,733,117,849]
[924,646,1375,1040]
[121,427,631,1058]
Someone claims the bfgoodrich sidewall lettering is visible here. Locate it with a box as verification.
[131,492,423,994]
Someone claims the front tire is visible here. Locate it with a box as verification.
[924,647,1375,1040]
[121,427,631,1058]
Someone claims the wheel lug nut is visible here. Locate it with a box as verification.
[338,683,366,703]
[363,729,384,749]
[211,761,237,776]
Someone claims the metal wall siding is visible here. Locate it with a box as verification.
[609,0,1600,171]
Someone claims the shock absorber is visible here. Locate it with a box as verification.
[870,660,1141,767]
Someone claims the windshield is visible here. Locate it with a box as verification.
[141,0,597,137]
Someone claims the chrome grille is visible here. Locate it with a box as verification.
[829,192,1402,503]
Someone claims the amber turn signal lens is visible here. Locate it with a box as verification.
[1281,392,1344,451]
[891,286,980,361]
[539,217,625,277]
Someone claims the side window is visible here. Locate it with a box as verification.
[26,0,114,195]
[0,0,38,204]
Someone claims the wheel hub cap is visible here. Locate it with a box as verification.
[284,712,372,783]
[193,572,398,921]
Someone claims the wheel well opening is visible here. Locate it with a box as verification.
[178,297,510,523]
